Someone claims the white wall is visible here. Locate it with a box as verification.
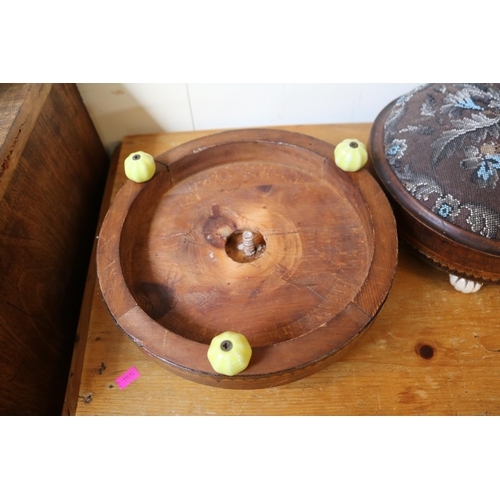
[77,83,422,155]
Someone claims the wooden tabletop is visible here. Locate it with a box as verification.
[63,124,500,416]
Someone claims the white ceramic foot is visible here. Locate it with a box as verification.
[449,274,483,294]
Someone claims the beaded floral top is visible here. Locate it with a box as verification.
[383,83,500,239]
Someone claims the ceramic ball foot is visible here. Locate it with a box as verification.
[449,274,483,294]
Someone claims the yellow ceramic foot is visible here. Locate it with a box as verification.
[334,139,368,172]
[207,331,252,376]
[124,151,156,183]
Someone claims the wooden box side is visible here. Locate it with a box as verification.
[0,84,109,415]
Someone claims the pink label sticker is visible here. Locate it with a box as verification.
[116,366,140,390]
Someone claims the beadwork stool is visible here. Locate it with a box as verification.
[370,83,500,293]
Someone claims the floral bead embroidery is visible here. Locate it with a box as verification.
[386,139,407,165]
[432,194,461,221]
[460,145,500,189]
[382,83,500,239]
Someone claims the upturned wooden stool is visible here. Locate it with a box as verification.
[96,128,397,389]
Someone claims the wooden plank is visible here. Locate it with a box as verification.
[69,124,500,415]
[62,145,120,416]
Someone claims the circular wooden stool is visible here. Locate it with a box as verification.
[97,129,397,389]
[370,83,500,293]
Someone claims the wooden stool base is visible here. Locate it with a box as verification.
[97,129,398,389]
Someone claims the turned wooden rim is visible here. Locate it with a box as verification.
[97,129,397,384]
[370,101,500,258]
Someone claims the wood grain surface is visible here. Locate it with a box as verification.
[64,124,500,416]
[0,84,109,415]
